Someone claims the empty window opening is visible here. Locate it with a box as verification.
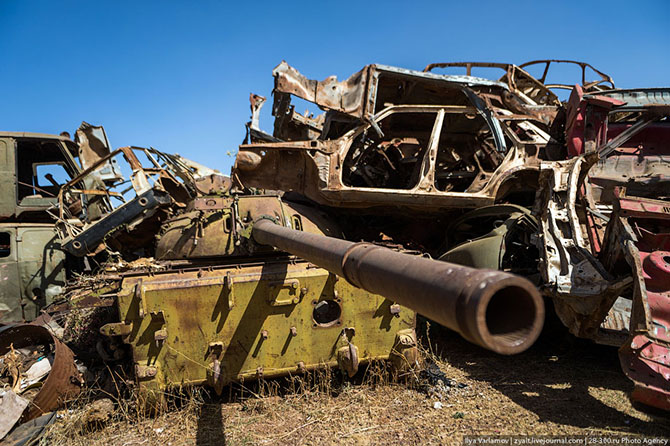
[0,233,10,258]
[434,112,502,193]
[16,140,74,201]
[342,112,437,189]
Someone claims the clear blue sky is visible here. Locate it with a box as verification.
[1,1,668,174]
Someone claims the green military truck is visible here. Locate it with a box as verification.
[0,131,82,322]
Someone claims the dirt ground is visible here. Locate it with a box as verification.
[44,321,670,446]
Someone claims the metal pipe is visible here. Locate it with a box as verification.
[253,219,544,355]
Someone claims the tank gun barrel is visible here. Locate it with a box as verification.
[252,218,544,355]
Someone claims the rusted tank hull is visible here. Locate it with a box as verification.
[102,258,416,404]
[252,219,544,355]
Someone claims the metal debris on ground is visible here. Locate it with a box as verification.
[0,324,82,439]
[419,360,468,401]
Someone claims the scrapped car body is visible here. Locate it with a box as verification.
[536,87,670,410]
[236,62,554,214]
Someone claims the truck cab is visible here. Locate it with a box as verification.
[0,132,80,322]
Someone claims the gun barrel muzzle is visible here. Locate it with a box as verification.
[253,219,544,354]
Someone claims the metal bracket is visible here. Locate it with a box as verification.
[267,278,301,306]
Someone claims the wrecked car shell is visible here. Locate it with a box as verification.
[236,62,552,212]
[537,86,670,410]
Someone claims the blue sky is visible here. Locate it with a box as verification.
[1,0,668,174]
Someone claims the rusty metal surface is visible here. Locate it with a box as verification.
[612,192,670,411]
[234,61,568,214]
[0,324,82,421]
[534,155,629,335]
[536,84,670,410]
[52,145,223,258]
[236,106,546,212]
[252,219,544,355]
[423,61,561,106]
[156,195,342,260]
[518,60,615,92]
[106,256,416,403]
[74,121,122,184]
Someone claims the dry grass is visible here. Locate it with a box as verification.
[42,321,670,446]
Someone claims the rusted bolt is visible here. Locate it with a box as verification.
[261,330,268,340]
[291,282,298,289]
[390,304,401,316]
[135,365,157,379]
[154,329,168,348]
[290,327,297,337]
[297,361,306,372]
[212,358,221,381]
[300,287,308,297]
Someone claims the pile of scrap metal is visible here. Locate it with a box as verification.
[536,86,670,410]
[0,122,227,323]
[41,127,545,407]
[1,58,667,427]
[0,122,232,437]
[234,60,669,411]
[4,72,550,411]
[0,323,83,442]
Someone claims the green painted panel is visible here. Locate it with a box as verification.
[16,225,66,321]
[0,138,17,219]
[0,226,22,322]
